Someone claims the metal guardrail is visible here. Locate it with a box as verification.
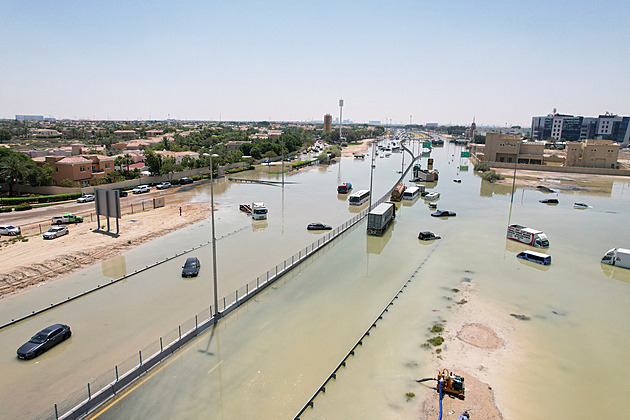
[32,145,422,420]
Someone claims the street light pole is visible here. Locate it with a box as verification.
[369,141,376,209]
[204,153,220,318]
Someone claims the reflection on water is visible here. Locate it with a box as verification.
[252,220,268,232]
[479,179,514,197]
[101,255,127,279]
[365,221,394,255]
[600,263,630,283]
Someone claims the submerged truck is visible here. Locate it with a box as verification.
[390,183,405,201]
[367,202,396,236]
[507,224,549,248]
[601,248,630,269]
[251,202,268,220]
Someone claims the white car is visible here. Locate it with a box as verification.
[0,225,21,236]
[132,185,150,194]
[77,194,95,203]
[43,226,69,240]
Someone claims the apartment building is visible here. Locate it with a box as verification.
[531,110,630,146]
[566,139,620,168]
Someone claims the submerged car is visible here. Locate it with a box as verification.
[307,223,332,231]
[76,194,95,203]
[181,257,200,277]
[179,177,193,185]
[431,210,456,217]
[418,231,441,241]
[17,324,72,359]
[0,225,21,236]
[43,226,69,239]
[539,198,559,204]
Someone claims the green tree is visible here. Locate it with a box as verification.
[0,154,29,196]
[0,128,12,143]
[60,178,75,187]
[160,157,177,176]
[143,150,162,176]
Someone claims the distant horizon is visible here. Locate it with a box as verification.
[2,1,628,127]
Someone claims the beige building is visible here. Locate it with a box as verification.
[324,114,332,133]
[35,154,115,187]
[225,141,251,152]
[566,139,619,168]
[481,132,545,165]
[114,130,137,140]
[146,129,164,138]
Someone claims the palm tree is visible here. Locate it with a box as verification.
[0,155,28,196]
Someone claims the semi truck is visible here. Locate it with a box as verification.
[507,224,549,248]
[251,202,268,220]
[367,202,396,236]
[337,182,352,194]
[390,183,405,201]
[601,248,630,269]
[52,214,84,224]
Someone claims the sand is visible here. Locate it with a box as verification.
[341,139,372,157]
[0,203,210,298]
[417,280,512,419]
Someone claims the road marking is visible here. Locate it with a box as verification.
[207,360,223,375]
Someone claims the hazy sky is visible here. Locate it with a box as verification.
[2,0,629,126]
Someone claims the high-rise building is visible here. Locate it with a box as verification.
[531,110,630,146]
[324,114,332,133]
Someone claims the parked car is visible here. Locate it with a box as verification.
[132,185,150,194]
[118,190,128,197]
[43,226,69,239]
[179,177,193,185]
[540,198,559,204]
[418,231,441,240]
[431,210,456,217]
[76,194,95,203]
[307,223,332,231]
[156,182,172,190]
[17,324,72,360]
[0,225,21,236]
[181,257,201,277]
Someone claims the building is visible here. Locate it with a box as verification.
[154,150,200,164]
[15,115,43,121]
[114,130,137,140]
[481,132,545,165]
[29,129,61,138]
[146,129,164,138]
[225,141,251,152]
[465,118,478,141]
[531,110,630,146]
[34,154,115,187]
[566,139,620,169]
[324,114,332,133]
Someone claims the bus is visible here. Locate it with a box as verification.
[349,190,370,206]
[516,250,551,265]
[402,186,420,201]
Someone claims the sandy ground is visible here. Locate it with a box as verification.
[0,203,210,298]
[418,280,512,419]
[491,168,629,194]
[341,139,372,157]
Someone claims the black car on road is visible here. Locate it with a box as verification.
[307,223,332,231]
[182,257,201,277]
[179,177,193,185]
[17,324,71,360]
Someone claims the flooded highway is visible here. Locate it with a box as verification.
[88,140,630,419]
[4,139,630,419]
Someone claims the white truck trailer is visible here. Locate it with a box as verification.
[367,202,396,236]
[252,202,268,220]
[601,248,630,269]
[507,224,549,248]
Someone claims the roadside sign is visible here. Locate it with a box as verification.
[460,165,469,171]
[423,141,431,148]
[461,151,470,157]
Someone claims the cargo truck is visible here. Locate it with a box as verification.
[252,202,268,220]
[337,182,352,194]
[507,224,549,248]
[367,202,396,236]
[601,248,630,269]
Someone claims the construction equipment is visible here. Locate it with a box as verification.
[437,369,465,399]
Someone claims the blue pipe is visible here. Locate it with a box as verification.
[438,379,443,420]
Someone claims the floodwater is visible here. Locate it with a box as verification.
[2,140,630,419]
[89,141,630,420]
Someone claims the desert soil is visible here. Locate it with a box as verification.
[0,203,210,298]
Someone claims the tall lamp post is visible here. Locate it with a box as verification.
[203,153,220,319]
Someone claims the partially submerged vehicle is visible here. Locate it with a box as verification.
[517,250,551,265]
[540,198,559,204]
[418,231,441,241]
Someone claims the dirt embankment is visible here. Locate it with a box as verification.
[0,203,210,298]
